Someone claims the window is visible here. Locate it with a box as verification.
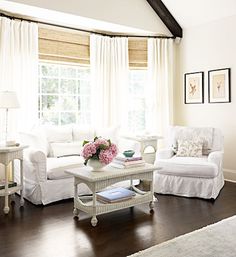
[38,62,91,125]
[127,69,148,133]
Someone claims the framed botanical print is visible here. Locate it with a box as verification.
[184,72,204,104]
[208,68,231,103]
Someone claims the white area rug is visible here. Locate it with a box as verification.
[129,215,236,257]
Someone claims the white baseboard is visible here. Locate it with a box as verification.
[224,169,236,183]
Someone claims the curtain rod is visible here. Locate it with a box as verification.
[0,12,175,39]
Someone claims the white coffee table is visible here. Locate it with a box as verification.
[65,163,158,227]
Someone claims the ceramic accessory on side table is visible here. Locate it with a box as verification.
[123,150,135,158]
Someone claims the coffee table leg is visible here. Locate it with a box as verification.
[149,201,154,210]
[91,216,98,227]
[91,187,98,227]
[73,208,79,219]
[149,175,155,211]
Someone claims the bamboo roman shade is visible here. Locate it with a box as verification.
[39,27,90,64]
[39,27,147,68]
[128,38,147,68]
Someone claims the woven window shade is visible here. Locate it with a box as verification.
[128,38,147,68]
[38,27,90,64]
[39,27,147,68]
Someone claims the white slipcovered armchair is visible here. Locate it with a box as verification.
[154,126,224,199]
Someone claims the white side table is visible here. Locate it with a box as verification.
[0,145,28,214]
[122,135,162,164]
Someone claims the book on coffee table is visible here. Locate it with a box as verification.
[110,162,145,169]
[111,155,145,169]
[97,187,135,203]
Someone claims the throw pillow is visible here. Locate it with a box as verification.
[176,140,203,157]
[172,126,213,155]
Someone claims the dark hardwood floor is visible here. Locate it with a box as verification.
[1,181,236,257]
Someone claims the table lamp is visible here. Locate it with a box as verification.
[0,91,20,146]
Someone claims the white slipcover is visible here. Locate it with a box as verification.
[47,156,84,180]
[154,126,224,199]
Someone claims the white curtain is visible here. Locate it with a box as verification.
[0,17,38,139]
[90,34,129,128]
[147,38,174,145]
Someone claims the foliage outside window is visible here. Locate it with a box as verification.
[38,62,91,125]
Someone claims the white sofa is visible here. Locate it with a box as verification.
[154,126,224,199]
[16,125,140,205]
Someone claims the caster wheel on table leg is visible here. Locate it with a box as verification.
[4,206,10,214]
[149,201,154,210]
[20,199,25,207]
[91,216,98,227]
[73,208,79,219]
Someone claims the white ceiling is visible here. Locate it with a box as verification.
[162,0,236,28]
[0,0,171,36]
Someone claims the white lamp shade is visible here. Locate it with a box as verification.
[0,91,20,108]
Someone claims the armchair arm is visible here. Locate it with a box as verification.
[156,148,174,160]
[24,148,47,182]
[208,151,223,170]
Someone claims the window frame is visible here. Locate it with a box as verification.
[38,60,91,126]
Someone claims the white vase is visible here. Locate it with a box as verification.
[87,159,106,171]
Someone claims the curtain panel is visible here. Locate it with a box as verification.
[90,34,129,128]
[147,38,174,145]
[0,17,38,138]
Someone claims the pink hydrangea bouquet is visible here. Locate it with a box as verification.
[81,137,118,165]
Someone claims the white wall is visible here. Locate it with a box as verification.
[175,15,236,181]
[7,0,171,35]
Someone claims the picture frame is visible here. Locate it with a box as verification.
[184,71,204,104]
[208,68,231,103]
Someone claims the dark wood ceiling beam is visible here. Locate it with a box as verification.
[146,0,183,38]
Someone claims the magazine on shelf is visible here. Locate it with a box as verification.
[0,181,17,190]
[97,195,134,204]
[96,187,135,203]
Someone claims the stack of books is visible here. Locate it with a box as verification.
[97,187,135,203]
[111,155,145,169]
[0,180,17,190]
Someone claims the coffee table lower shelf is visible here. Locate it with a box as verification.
[73,188,154,227]
[65,163,157,227]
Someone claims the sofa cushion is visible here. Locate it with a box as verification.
[47,156,84,180]
[156,156,218,179]
[72,126,95,141]
[50,141,83,157]
[95,126,119,144]
[44,125,73,143]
